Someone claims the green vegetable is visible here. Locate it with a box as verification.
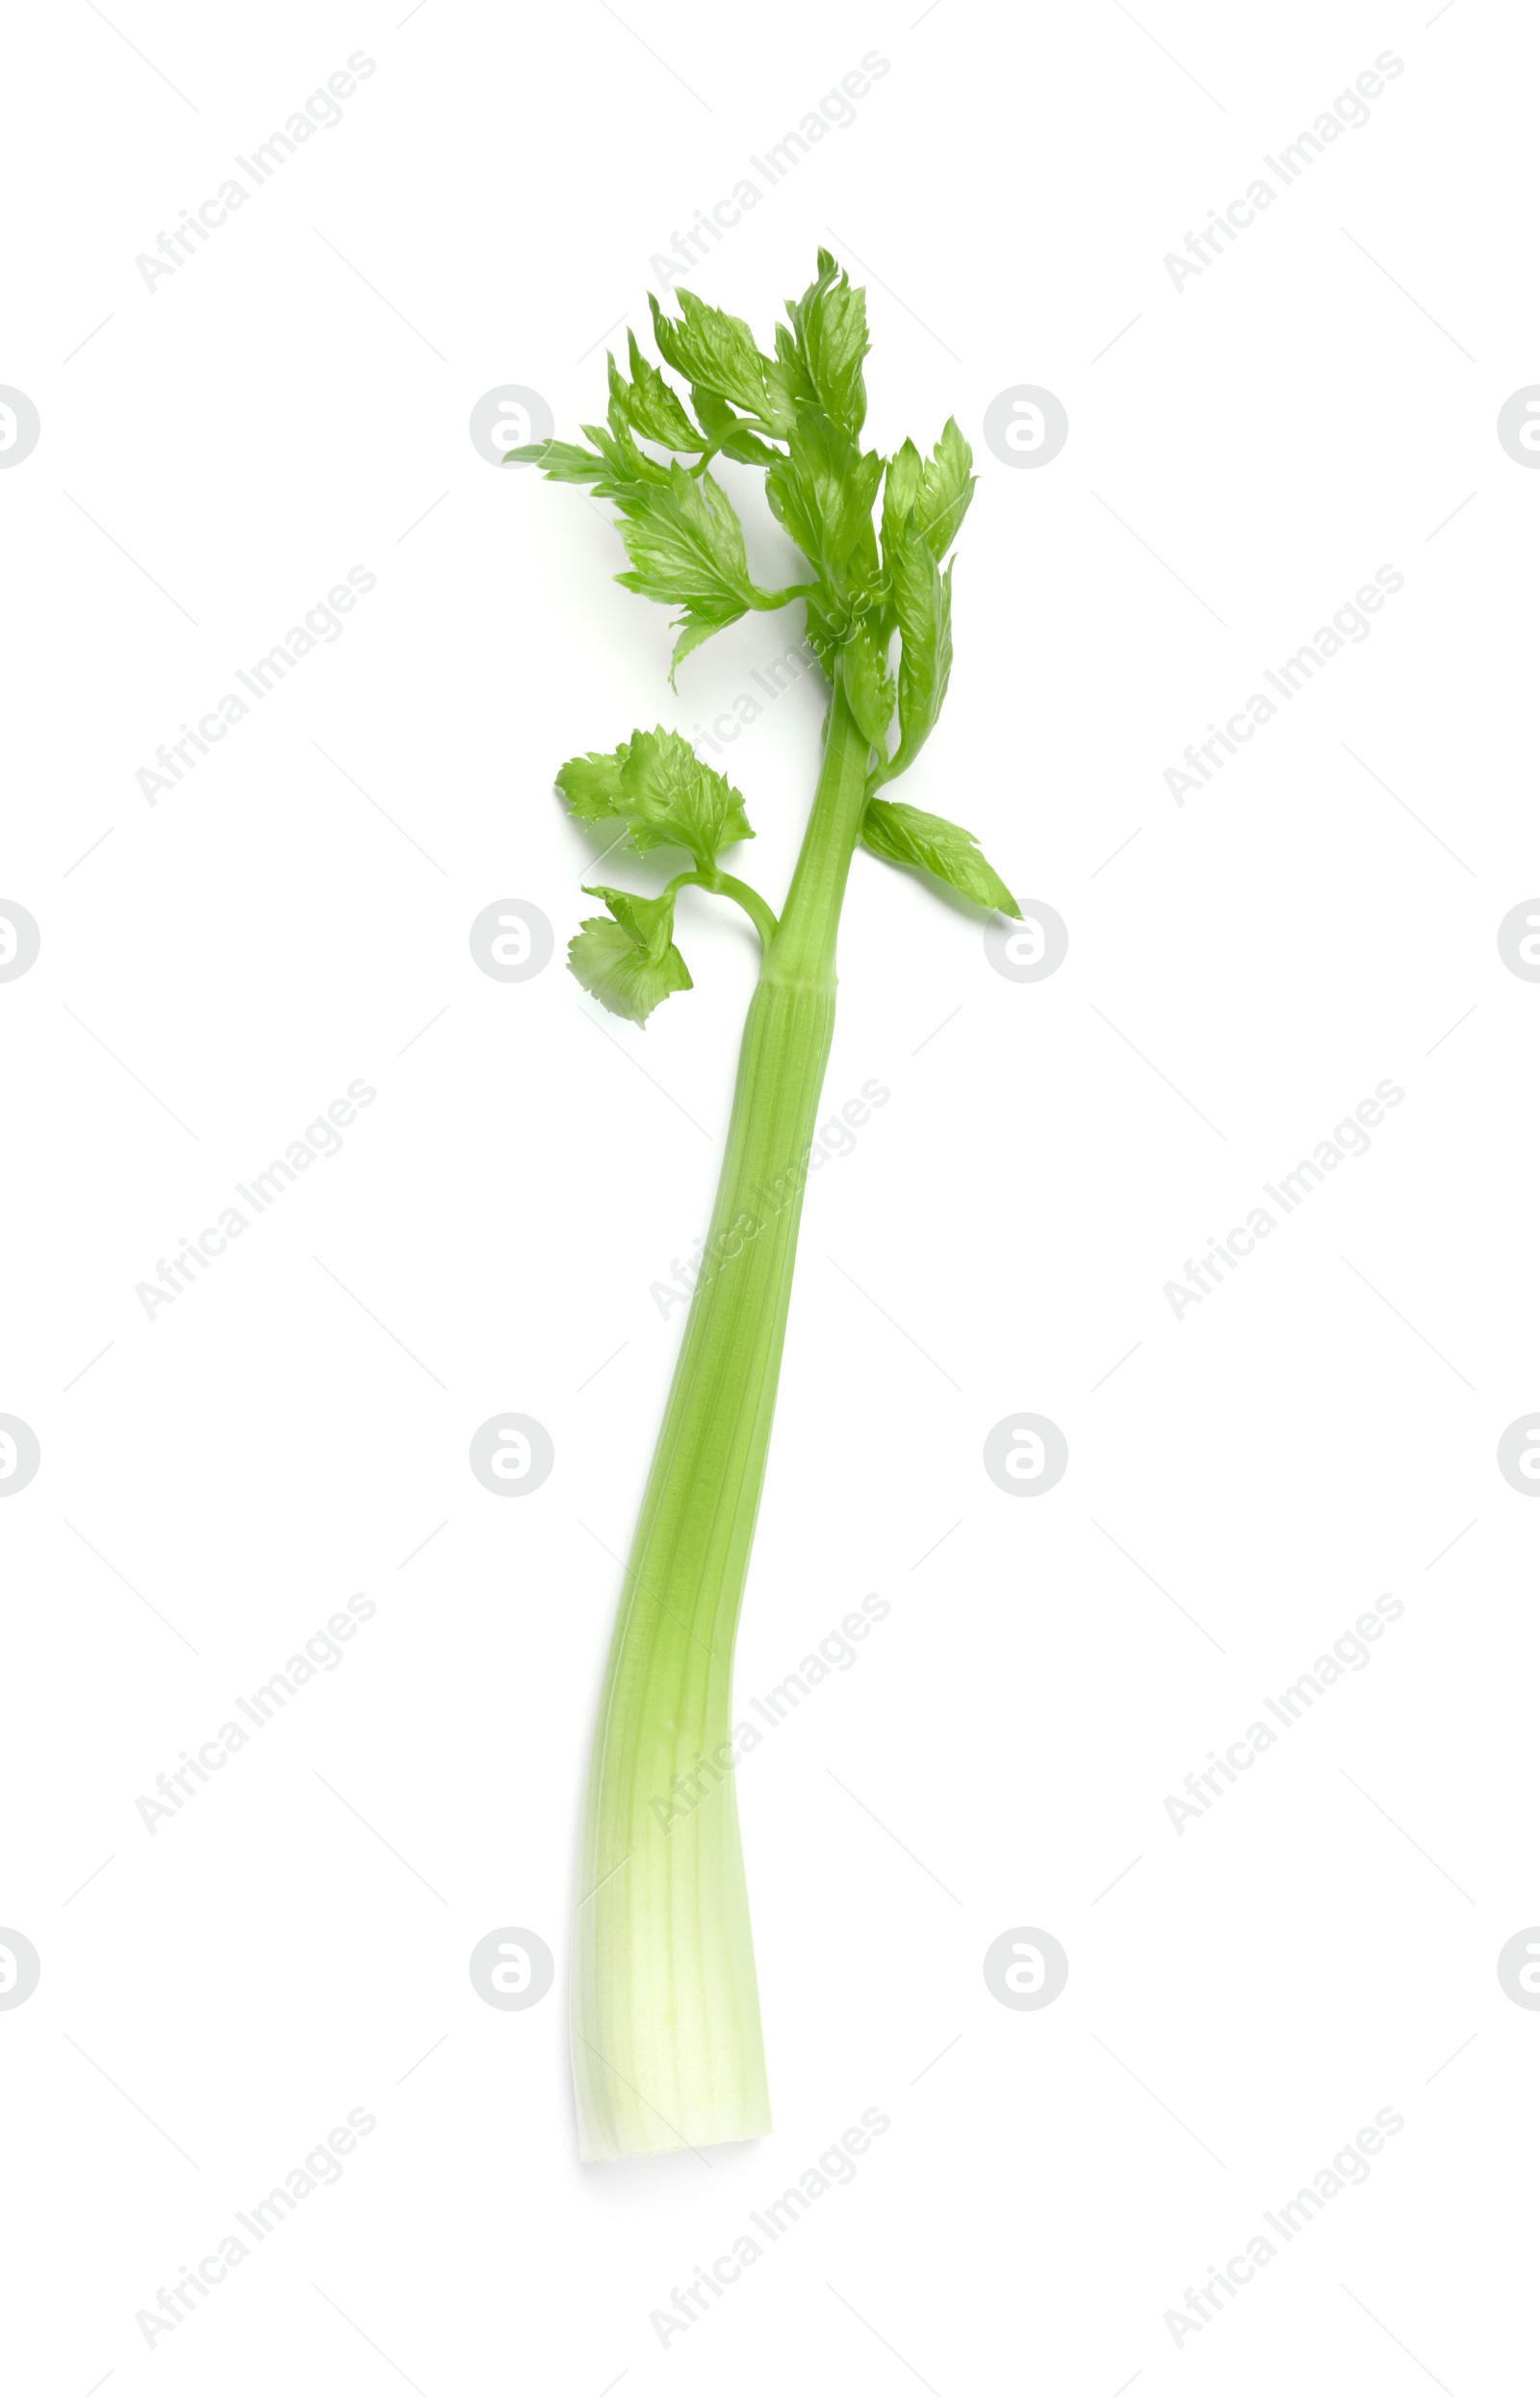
[511,251,1020,2160]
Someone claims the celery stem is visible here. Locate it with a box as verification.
[572,680,870,2159]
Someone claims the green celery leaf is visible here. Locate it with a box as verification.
[860,797,1019,915]
[555,744,631,824]
[582,417,672,490]
[764,324,810,431]
[784,248,868,438]
[615,332,702,449]
[622,726,754,862]
[881,421,975,569]
[581,882,680,954]
[840,620,896,755]
[668,610,738,677]
[881,440,922,558]
[618,438,801,674]
[505,438,607,482]
[608,462,761,666]
[914,418,975,559]
[765,404,882,591]
[528,388,795,674]
[649,289,773,422]
[553,730,753,863]
[762,449,821,575]
[884,519,954,777]
[569,884,693,1025]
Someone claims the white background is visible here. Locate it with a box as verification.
[4,0,1537,2389]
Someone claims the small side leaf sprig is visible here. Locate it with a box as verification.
[512,250,1021,1022]
[558,728,774,1025]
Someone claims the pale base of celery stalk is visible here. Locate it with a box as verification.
[572,686,869,2163]
[573,975,831,2159]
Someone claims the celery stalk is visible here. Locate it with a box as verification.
[509,252,1019,2157]
[573,685,869,2158]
